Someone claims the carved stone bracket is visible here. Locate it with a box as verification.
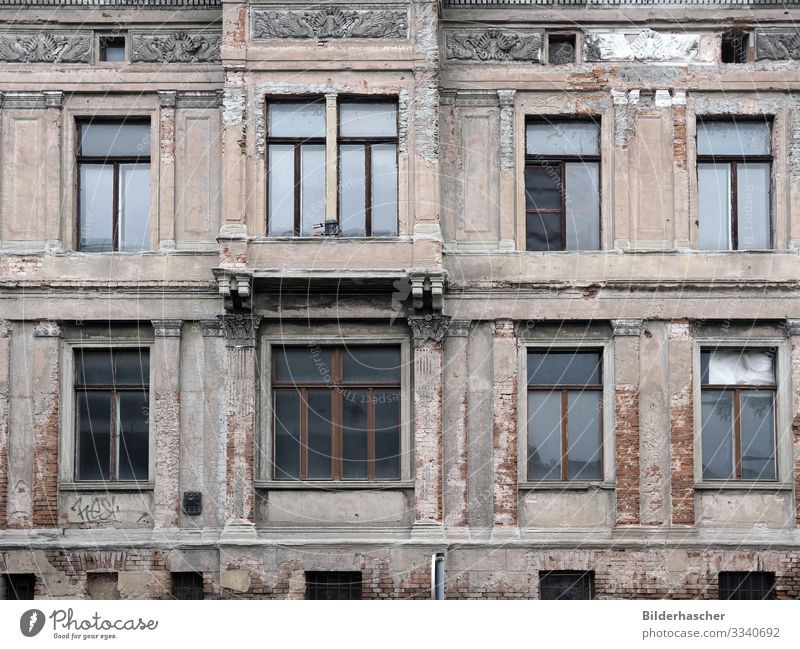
[408,314,452,348]
[611,319,643,337]
[252,7,408,40]
[0,32,92,63]
[130,32,221,63]
[445,29,543,62]
[755,31,800,60]
[221,314,262,348]
[152,320,183,337]
[408,271,447,313]
[33,321,61,338]
[218,272,253,312]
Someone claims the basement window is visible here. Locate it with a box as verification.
[540,571,594,600]
[305,571,362,600]
[718,571,775,600]
[721,31,749,64]
[4,574,36,600]
[171,572,204,600]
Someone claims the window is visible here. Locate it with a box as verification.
[4,574,35,600]
[78,120,151,252]
[338,101,398,236]
[171,572,204,600]
[99,36,126,62]
[87,573,119,600]
[525,120,600,251]
[548,34,576,64]
[526,350,603,481]
[272,346,401,481]
[74,349,150,481]
[539,571,594,600]
[697,119,771,250]
[266,97,398,237]
[721,31,749,64]
[700,349,776,481]
[718,572,775,600]
[305,571,362,600]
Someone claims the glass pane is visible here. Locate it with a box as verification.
[701,390,734,480]
[114,349,149,385]
[737,163,770,250]
[526,122,599,156]
[76,391,112,480]
[80,122,150,157]
[268,145,296,236]
[307,389,332,479]
[340,144,366,236]
[300,145,326,236]
[565,162,600,250]
[342,390,368,479]
[342,347,400,383]
[119,163,150,252]
[528,351,602,386]
[274,347,331,383]
[79,164,114,252]
[528,391,562,481]
[697,121,771,156]
[371,144,398,236]
[76,349,114,385]
[374,390,400,479]
[526,212,561,251]
[740,391,776,480]
[268,102,325,138]
[698,163,731,250]
[102,41,125,62]
[702,350,774,386]
[340,103,397,138]
[525,167,561,210]
[117,391,149,480]
[566,391,601,480]
[274,389,300,479]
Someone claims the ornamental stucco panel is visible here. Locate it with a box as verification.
[444,29,543,62]
[251,7,409,40]
[584,29,706,62]
[0,32,91,63]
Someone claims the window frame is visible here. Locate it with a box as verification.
[171,572,205,600]
[305,571,363,600]
[718,571,775,600]
[59,336,155,490]
[692,336,791,488]
[695,116,773,251]
[518,336,615,488]
[336,96,400,238]
[523,116,602,252]
[539,570,595,600]
[75,117,152,253]
[259,333,412,486]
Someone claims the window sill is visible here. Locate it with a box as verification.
[256,480,414,491]
[60,481,154,492]
[251,236,411,243]
[519,481,614,491]
[694,481,792,491]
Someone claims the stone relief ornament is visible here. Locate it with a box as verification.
[130,32,221,63]
[408,314,452,347]
[445,29,543,62]
[252,7,408,40]
[0,32,92,63]
[584,29,700,62]
[755,31,800,60]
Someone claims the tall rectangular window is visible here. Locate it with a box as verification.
[338,101,398,236]
[527,350,603,481]
[266,101,327,236]
[74,348,150,481]
[525,120,600,251]
[697,120,771,250]
[78,120,151,252]
[700,349,776,481]
[273,346,401,481]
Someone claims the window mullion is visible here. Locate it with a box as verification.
[294,144,302,236]
[367,387,375,480]
[561,389,569,481]
[300,387,308,480]
[110,389,119,480]
[325,94,338,228]
[560,161,567,251]
[731,161,739,250]
[112,161,120,252]
[333,349,343,480]
[734,388,742,479]
[365,143,372,237]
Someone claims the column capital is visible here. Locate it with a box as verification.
[611,318,643,337]
[0,320,12,338]
[786,319,800,337]
[222,314,262,348]
[33,321,61,337]
[497,89,516,107]
[158,90,178,108]
[152,320,183,337]
[446,319,471,337]
[408,314,451,347]
[201,319,224,337]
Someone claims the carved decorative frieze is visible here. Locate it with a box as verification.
[444,29,543,62]
[130,32,221,63]
[152,320,183,337]
[200,320,223,338]
[222,315,262,348]
[252,7,408,40]
[0,32,92,64]
[755,31,800,61]
[611,319,643,337]
[584,29,700,62]
[33,321,61,338]
[408,314,452,348]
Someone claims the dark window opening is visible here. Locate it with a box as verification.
[722,31,749,64]
[4,574,36,600]
[719,571,775,600]
[540,571,594,600]
[305,571,362,600]
[548,34,576,65]
[99,36,126,63]
[171,572,204,600]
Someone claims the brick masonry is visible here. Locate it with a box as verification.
[615,386,641,525]
[492,319,517,527]
[669,321,695,525]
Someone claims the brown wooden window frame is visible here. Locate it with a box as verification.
[524,118,601,252]
[272,345,402,481]
[74,347,150,482]
[76,118,151,252]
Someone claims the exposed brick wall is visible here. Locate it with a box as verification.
[31,326,60,528]
[225,344,257,525]
[789,331,800,526]
[412,341,444,523]
[492,319,517,527]
[669,321,695,525]
[615,386,641,524]
[673,103,687,171]
[0,321,10,529]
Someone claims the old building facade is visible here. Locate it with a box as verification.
[1,0,800,600]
